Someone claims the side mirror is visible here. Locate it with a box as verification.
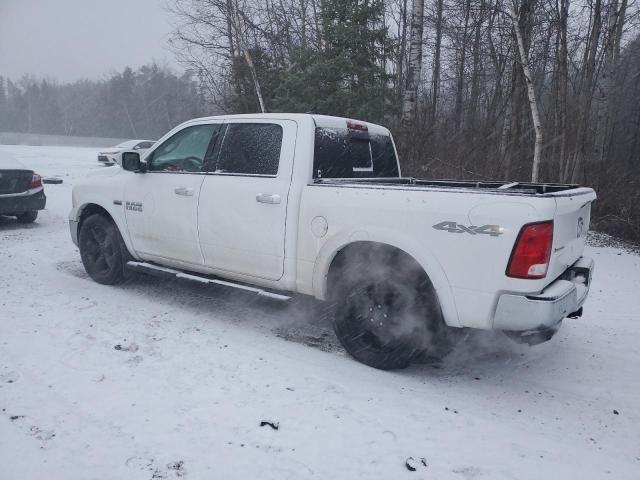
[121,151,144,172]
[43,177,63,184]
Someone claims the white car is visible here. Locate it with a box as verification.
[70,113,596,369]
[97,140,155,166]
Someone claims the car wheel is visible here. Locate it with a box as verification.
[79,214,129,285]
[16,211,38,223]
[331,259,450,370]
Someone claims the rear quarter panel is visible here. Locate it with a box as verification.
[297,184,560,329]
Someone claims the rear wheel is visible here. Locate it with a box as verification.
[16,211,38,223]
[330,250,451,370]
[79,214,129,285]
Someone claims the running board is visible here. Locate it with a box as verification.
[126,261,291,301]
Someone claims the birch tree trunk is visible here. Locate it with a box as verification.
[510,2,543,182]
[398,0,408,98]
[242,48,266,113]
[231,0,266,113]
[400,0,425,128]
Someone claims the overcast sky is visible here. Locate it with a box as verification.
[0,0,179,82]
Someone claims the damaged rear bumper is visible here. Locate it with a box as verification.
[493,256,594,335]
[0,187,46,215]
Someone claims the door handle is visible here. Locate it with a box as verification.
[174,186,194,196]
[256,193,281,204]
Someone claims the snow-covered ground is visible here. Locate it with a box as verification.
[1,145,639,480]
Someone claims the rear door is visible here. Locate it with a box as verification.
[197,119,296,280]
[124,122,222,265]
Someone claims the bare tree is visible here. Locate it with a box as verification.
[566,0,603,183]
[401,0,425,128]
[510,0,544,182]
[431,0,444,123]
[594,0,628,175]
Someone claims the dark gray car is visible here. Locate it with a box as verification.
[0,154,46,223]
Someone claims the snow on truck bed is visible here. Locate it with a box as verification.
[0,144,639,480]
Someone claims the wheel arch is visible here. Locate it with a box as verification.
[77,203,110,228]
[76,202,136,259]
[312,233,460,327]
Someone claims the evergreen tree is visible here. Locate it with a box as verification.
[273,0,395,123]
[219,0,396,123]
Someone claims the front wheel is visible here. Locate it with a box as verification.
[331,259,451,370]
[79,214,129,285]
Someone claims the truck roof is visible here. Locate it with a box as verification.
[181,113,392,136]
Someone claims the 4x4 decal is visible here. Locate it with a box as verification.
[433,221,503,237]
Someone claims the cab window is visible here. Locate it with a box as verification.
[147,125,219,172]
[215,123,282,176]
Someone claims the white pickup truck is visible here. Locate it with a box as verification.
[69,113,596,369]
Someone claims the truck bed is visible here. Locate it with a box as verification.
[312,177,584,196]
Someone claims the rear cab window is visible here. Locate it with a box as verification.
[313,123,399,179]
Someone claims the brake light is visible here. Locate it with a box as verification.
[31,173,43,189]
[506,221,554,279]
[347,120,368,131]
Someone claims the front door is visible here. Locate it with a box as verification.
[197,119,296,280]
[124,122,222,265]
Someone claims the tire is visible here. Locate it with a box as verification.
[330,251,451,370]
[79,214,130,285]
[16,211,38,223]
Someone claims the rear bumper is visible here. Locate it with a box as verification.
[0,187,46,214]
[493,256,594,332]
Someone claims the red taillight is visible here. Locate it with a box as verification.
[346,120,368,131]
[506,221,554,279]
[31,173,42,189]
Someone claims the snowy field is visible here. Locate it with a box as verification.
[1,145,639,480]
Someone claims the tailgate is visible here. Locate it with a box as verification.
[547,188,597,280]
